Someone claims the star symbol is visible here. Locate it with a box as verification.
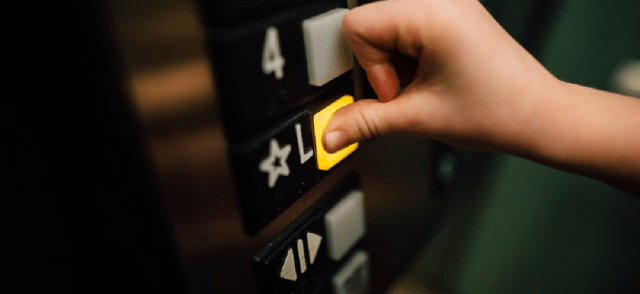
[259,139,292,189]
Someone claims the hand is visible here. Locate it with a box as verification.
[323,0,559,156]
[324,0,640,197]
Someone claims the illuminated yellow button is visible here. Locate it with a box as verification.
[313,95,358,171]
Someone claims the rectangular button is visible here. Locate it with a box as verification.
[324,189,366,261]
[303,8,354,86]
[230,109,318,235]
[211,10,310,142]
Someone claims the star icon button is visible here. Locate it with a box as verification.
[259,139,292,189]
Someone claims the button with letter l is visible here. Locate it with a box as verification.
[313,94,358,171]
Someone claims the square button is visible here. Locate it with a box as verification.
[302,8,354,86]
[313,94,358,171]
[324,189,366,261]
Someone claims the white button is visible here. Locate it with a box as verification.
[332,250,370,294]
[324,189,366,261]
[302,8,354,86]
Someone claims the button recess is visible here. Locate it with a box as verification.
[302,8,354,87]
[313,94,358,171]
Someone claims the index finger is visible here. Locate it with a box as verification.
[342,0,436,102]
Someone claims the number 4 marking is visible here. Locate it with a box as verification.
[262,26,286,80]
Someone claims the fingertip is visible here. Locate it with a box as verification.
[368,64,400,102]
[322,104,356,153]
[323,130,348,154]
[341,8,357,36]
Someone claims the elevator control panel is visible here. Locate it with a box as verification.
[253,175,369,294]
[207,0,361,234]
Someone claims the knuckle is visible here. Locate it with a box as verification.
[341,10,356,35]
[354,106,382,139]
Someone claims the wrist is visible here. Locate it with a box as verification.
[508,75,570,164]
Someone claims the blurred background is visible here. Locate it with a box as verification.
[387,0,640,293]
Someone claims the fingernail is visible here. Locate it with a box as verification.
[324,131,347,153]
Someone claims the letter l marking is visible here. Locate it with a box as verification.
[295,123,313,164]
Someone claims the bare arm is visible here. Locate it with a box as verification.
[529,82,640,196]
[323,0,640,197]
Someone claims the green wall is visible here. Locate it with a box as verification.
[406,1,640,293]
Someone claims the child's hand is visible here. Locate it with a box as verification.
[323,0,640,196]
[323,0,558,156]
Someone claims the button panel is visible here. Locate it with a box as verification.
[232,79,357,235]
[231,108,318,235]
[253,174,367,294]
[211,0,359,235]
[210,10,310,142]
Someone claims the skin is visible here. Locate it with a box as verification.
[323,0,640,197]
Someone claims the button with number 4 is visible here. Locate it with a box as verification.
[210,10,310,142]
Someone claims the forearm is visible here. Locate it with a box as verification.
[521,80,640,197]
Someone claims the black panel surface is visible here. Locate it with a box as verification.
[210,9,311,142]
[231,77,356,235]
[253,174,366,294]
[231,108,319,234]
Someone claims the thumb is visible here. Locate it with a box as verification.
[323,95,437,153]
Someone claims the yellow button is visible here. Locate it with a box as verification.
[313,95,358,171]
